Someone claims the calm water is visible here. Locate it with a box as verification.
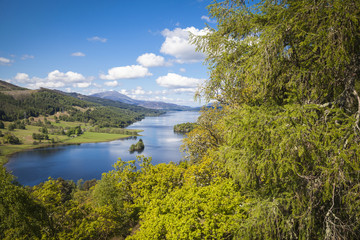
[5,111,199,186]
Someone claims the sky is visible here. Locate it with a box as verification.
[0,0,217,107]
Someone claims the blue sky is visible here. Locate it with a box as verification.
[0,0,216,106]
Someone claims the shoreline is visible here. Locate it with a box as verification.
[0,131,141,165]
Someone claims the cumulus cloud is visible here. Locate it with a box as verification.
[119,89,129,95]
[132,86,146,95]
[104,80,119,87]
[87,36,107,43]
[156,73,204,89]
[173,88,197,93]
[28,80,66,89]
[201,16,216,23]
[160,27,209,63]
[14,73,30,82]
[100,65,152,80]
[71,52,85,57]
[0,57,11,65]
[136,53,166,67]
[12,70,92,89]
[48,70,86,82]
[74,82,92,88]
[21,54,35,60]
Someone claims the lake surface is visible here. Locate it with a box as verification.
[5,111,199,186]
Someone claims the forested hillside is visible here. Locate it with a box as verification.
[0,85,163,127]
[1,0,360,239]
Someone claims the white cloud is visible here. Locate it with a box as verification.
[136,53,166,67]
[179,68,186,72]
[48,70,86,83]
[156,73,204,89]
[74,82,91,88]
[201,16,216,23]
[104,80,119,87]
[0,57,11,64]
[12,70,92,90]
[21,54,35,60]
[87,36,107,43]
[173,88,197,93]
[86,87,107,95]
[132,86,146,95]
[14,73,30,82]
[119,89,129,95]
[100,65,152,80]
[71,52,85,57]
[28,81,65,89]
[160,27,209,63]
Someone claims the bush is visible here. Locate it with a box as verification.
[3,133,20,144]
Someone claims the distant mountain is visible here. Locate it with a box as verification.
[0,80,163,127]
[61,91,164,116]
[90,91,195,111]
[91,91,137,105]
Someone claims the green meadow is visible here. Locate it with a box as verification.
[0,120,138,165]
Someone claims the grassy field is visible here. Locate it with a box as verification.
[0,120,139,165]
[65,132,129,144]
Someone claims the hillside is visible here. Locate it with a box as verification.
[63,91,163,116]
[91,91,136,104]
[0,80,163,127]
[91,90,195,111]
[0,80,27,91]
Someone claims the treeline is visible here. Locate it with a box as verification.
[0,87,163,127]
[66,92,163,117]
[0,155,239,239]
[173,122,197,133]
[129,139,144,152]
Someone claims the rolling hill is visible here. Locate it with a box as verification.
[91,91,195,111]
[0,80,163,127]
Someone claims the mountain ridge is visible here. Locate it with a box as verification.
[91,90,196,111]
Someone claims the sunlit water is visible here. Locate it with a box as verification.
[5,111,199,186]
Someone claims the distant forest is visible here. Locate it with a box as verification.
[0,86,163,128]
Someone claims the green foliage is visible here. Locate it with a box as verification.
[40,126,48,134]
[0,166,50,239]
[0,120,4,129]
[66,125,82,136]
[173,122,197,133]
[0,87,162,127]
[90,126,138,136]
[2,1,360,239]
[129,179,244,240]
[182,106,225,164]
[193,0,360,107]
[32,133,48,141]
[129,139,145,152]
[187,0,360,239]
[3,133,20,144]
[91,158,140,238]
[216,104,360,238]
[7,123,15,131]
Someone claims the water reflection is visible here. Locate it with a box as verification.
[5,111,199,186]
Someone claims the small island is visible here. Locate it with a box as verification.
[173,122,197,133]
[129,139,145,153]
